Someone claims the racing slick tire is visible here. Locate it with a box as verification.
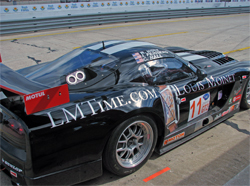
[103,115,158,176]
[240,78,250,109]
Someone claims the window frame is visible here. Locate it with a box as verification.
[138,57,197,85]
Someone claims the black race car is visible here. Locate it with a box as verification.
[0,40,249,185]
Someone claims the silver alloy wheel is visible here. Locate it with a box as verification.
[246,79,250,104]
[116,120,154,168]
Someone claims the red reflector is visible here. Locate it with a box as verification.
[24,84,70,115]
[0,54,2,63]
[10,124,15,128]
[10,170,17,178]
[181,97,186,102]
[242,75,247,79]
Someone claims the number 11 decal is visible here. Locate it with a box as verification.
[188,92,210,122]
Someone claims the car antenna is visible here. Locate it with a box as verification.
[102,41,106,49]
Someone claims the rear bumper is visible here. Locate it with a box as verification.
[1,156,102,185]
[25,159,102,185]
[1,139,102,186]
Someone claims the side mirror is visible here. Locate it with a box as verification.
[197,68,207,81]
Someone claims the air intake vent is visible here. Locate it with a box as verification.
[213,57,235,65]
[189,51,222,59]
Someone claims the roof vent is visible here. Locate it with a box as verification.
[189,51,222,59]
[212,57,235,65]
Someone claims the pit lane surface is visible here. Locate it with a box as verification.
[0,13,249,185]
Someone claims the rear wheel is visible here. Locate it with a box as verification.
[103,115,157,176]
[240,78,250,109]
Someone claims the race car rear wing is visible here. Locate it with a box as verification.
[0,63,49,95]
[0,63,69,115]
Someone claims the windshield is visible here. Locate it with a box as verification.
[25,48,119,87]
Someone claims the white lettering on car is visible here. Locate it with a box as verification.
[25,91,45,101]
[48,89,158,128]
[174,74,235,96]
[1,158,22,173]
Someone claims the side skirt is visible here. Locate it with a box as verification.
[158,109,238,155]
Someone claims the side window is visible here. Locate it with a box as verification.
[139,58,194,85]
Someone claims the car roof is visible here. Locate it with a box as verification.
[84,40,174,60]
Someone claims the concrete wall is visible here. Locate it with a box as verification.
[1,0,249,21]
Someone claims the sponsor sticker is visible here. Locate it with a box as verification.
[1,158,22,173]
[188,92,210,121]
[222,110,229,117]
[218,90,223,100]
[47,88,158,128]
[159,85,177,126]
[174,74,235,96]
[164,132,185,145]
[203,93,210,100]
[233,94,241,102]
[215,103,239,119]
[10,170,17,178]
[24,84,70,115]
[181,97,186,102]
[234,86,242,96]
[132,49,169,63]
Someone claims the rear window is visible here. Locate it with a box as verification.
[25,49,119,87]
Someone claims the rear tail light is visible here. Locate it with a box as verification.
[8,119,24,135]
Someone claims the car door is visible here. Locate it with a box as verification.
[138,57,217,137]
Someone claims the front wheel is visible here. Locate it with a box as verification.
[240,78,250,109]
[103,115,158,176]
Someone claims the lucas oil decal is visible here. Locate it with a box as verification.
[188,92,210,122]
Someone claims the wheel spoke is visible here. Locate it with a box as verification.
[119,150,127,158]
[117,148,126,153]
[122,133,128,140]
[115,119,155,168]
[127,127,134,138]
[118,140,127,144]
[125,149,133,159]
[135,127,143,137]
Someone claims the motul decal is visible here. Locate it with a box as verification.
[25,91,45,101]
[24,84,70,115]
